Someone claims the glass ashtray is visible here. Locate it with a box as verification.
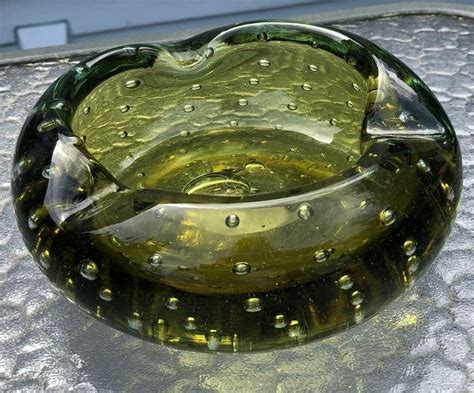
[11,21,462,352]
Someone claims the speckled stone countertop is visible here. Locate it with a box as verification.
[0,14,473,392]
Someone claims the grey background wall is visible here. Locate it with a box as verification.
[1,0,473,52]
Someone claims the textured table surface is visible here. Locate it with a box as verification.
[0,14,473,392]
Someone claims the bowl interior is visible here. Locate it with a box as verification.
[70,24,374,198]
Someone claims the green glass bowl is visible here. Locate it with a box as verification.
[11,21,462,352]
